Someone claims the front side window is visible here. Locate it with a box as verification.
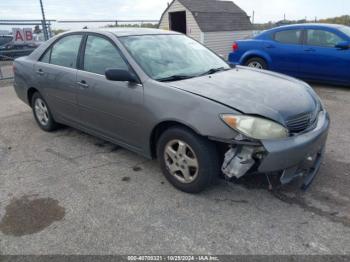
[50,35,82,68]
[306,30,344,47]
[83,35,129,75]
[274,30,302,44]
[120,34,230,81]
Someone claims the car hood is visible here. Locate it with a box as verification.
[168,66,318,125]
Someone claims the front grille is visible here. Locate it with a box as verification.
[286,112,316,133]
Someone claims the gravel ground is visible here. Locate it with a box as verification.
[0,81,349,255]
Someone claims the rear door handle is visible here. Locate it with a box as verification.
[77,80,89,88]
[36,69,44,75]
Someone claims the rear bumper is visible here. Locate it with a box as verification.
[258,111,330,173]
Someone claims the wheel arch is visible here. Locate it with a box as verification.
[149,120,204,159]
[27,87,40,107]
[240,51,271,68]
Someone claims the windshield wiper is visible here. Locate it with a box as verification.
[157,67,230,82]
[156,75,195,82]
[199,67,230,76]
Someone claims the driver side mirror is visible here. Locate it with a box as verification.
[335,41,350,50]
[105,69,139,83]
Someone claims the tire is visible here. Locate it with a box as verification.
[157,127,220,193]
[31,92,59,132]
[244,57,267,70]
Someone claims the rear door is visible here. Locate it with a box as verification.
[76,34,144,149]
[34,34,83,123]
[266,28,304,77]
[300,28,349,83]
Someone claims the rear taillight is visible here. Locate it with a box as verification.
[232,42,239,52]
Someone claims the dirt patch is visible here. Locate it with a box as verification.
[0,195,65,236]
[122,176,131,182]
[132,166,142,172]
[272,190,350,228]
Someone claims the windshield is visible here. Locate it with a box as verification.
[120,34,230,81]
[339,26,350,38]
[0,36,12,46]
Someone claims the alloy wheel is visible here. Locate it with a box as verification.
[164,139,199,184]
[34,98,49,126]
[247,61,263,69]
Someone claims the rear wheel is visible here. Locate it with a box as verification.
[245,57,267,70]
[31,92,59,132]
[157,127,220,193]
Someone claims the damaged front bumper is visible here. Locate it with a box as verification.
[222,111,330,189]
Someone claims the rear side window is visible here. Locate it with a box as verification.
[306,30,344,47]
[274,30,302,44]
[83,35,128,75]
[50,35,82,68]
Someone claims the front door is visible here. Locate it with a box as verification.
[76,34,144,149]
[300,28,350,83]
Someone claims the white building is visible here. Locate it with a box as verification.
[158,0,253,58]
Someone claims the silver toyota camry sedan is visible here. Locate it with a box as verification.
[13,28,330,193]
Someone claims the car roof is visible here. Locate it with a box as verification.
[64,28,181,37]
[27,28,182,62]
[273,23,346,30]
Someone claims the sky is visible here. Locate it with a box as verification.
[0,0,349,28]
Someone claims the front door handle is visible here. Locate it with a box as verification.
[304,48,316,52]
[77,80,89,88]
[36,69,44,75]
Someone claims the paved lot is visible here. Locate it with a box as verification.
[0,81,349,255]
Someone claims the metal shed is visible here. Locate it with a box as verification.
[158,0,253,58]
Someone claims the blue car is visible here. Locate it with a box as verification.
[228,24,350,85]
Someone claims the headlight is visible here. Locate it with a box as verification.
[221,115,289,140]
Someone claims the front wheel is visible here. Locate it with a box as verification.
[31,92,59,132]
[244,57,267,70]
[157,127,220,193]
